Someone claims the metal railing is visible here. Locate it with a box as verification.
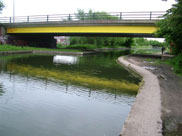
[0,11,166,24]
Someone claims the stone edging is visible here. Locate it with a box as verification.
[0,50,33,55]
[0,50,101,56]
[118,56,162,136]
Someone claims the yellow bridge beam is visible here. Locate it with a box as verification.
[7,25,157,34]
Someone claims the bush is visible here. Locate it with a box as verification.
[132,38,168,47]
[69,37,134,48]
[57,43,63,48]
[156,0,182,55]
[168,54,182,74]
[65,44,97,50]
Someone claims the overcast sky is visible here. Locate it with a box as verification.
[1,0,176,17]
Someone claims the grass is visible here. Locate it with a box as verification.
[165,54,182,75]
[0,44,82,52]
[58,44,128,50]
[144,54,182,75]
[58,44,97,50]
[131,45,162,54]
[131,45,153,49]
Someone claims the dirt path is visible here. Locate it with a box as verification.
[126,55,182,136]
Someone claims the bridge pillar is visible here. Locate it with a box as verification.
[0,27,6,36]
[0,27,7,44]
[6,35,57,48]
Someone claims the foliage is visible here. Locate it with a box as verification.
[56,43,63,48]
[132,38,148,46]
[76,9,119,21]
[62,44,97,50]
[167,53,182,74]
[156,0,182,54]
[131,48,162,54]
[0,0,4,13]
[131,44,162,54]
[131,38,169,54]
[69,37,134,49]
[132,38,168,47]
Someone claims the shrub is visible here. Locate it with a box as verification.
[65,44,97,50]
[169,54,182,74]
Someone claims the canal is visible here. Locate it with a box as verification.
[0,51,140,136]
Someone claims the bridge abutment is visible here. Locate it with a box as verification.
[6,35,57,48]
[0,26,7,44]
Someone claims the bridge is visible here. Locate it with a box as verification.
[0,11,165,48]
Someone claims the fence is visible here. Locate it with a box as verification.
[0,11,166,23]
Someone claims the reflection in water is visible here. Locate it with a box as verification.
[53,55,78,65]
[7,63,139,94]
[0,83,4,96]
[3,73,134,104]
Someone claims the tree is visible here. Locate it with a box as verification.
[0,0,4,13]
[156,0,182,54]
[75,9,118,21]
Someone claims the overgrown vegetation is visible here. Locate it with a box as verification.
[130,38,168,54]
[156,0,182,55]
[67,36,133,49]
[167,54,182,75]
[132,38,168,47]
[155,0,182,75]
[60,44,97,50]
[75,9,119,21]
[131,46,162,54]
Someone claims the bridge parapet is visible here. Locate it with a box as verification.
[0,11,165,24]
[2,20,158,28]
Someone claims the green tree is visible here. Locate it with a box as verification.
[75,9,118,21]
[156,0,182,54]
[0,0,4,13]
[75,9,86,21]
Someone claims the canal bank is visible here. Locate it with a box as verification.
[123,55,182,136]
[118,56,162,136]
[0,47,130,56]
[0,50,98,55]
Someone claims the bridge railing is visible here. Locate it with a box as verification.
[0,11,166,23]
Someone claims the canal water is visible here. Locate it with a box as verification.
[0,51,140,136]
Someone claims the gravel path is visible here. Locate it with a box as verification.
[118,56,162,136]
[126,56,182,136]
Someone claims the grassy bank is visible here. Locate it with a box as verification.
[145,54,182,75]
[58,44,97,50]
[58,44,127,50]
[166,54,182,75]
[0,45,82,52]
[131,45,162,54]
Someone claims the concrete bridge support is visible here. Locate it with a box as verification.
[6,35,57,48]
[0,27,6,36]
[0,27,7,44]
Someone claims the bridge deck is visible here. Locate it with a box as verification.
[0,11,164,37]
[3,20,158,37]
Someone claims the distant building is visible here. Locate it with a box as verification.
[54,36,70,45]
[0,36,7,44]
